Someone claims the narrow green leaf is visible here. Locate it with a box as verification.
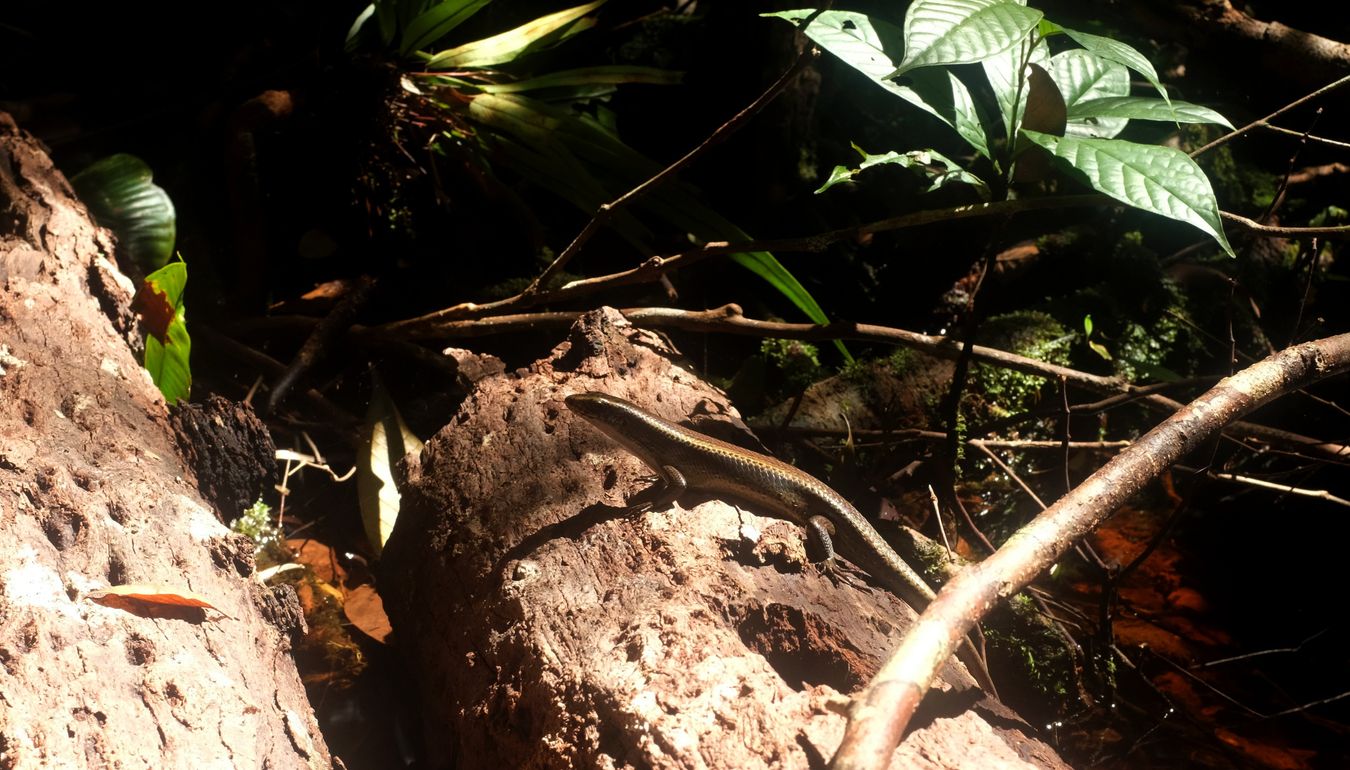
[1021,130,1234,256]
[892,0,1042,77]
[728,251,852,362]
[401,0,491,55]
[1058,26,1171,106]
[70,154,176,271]
[477,66,681,94]
[358,374,423,555]
[1068,97,1234,129]
[345,4,377,52]
[1049,49,1129,138]
[425,0,605,69]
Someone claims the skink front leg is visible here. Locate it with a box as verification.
[627,464,687,512]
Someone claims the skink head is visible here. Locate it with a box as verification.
[564,391,637,431]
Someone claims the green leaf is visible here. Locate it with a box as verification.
[892,0,1043,77]
[345,4,377,52]
[763,10,899,81]
[469,91,849,359]
[981,32,1050,141]
[1087,339,1112,361]
[1049,49,1129,139]
[815,165,857,193]
[138,259,190,404]
[401,0,491,55]
[1021,130,1234,256]
[1083,314,1094,336]
[1067,97,1234,129]
[1057,25,1171,106]
[357,374,423,555]
[425,0,605,69]
[476,66,681,94]
[764,10,989,157]
[70,154,176,271]
[817,146,990,199]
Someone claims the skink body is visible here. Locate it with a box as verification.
[566,391,996,694]
[566,392,936,614]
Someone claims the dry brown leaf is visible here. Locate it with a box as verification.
[87,584,234,621]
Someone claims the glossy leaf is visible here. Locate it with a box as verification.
[70,154,176,271]
[1049,49,1129,138]
[981,32,1050,141]
[1056,24,1171,106]
[425,0,605,69]
[765,10,989,157]
[892,0,1042,77]
[1021,130,1234,256]
[1068,97,1234,129]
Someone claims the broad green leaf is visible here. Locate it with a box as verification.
[425,0,605,69]
[476,66,682,94]
[137,260,190,404]
[762,10,899,81]
[892,0,1042,77]
[981,32,1050,141]
[1057,25,1171,106]
[1068,97,1234,129]
[70,154,176,271]
[1021,130,1234,256]
[764,10,989,157]
[906,69,991,159]
[401,0,491,55]
[357,374,423,555]
[1049,49,1129,138]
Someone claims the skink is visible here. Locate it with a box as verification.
[566,391,996,694]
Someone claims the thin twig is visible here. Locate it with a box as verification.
[1190,74,1350,157]
[527,49,819,293]
[1199,469,1350,507]
[971,442,1047,510]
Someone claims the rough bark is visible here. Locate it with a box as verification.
[0,114,330,769]
[380,308,1068,770]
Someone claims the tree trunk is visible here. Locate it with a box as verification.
[380,308,1069,770]
[0,114,331,769]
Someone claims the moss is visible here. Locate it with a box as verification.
[761,338,823,391]
[972,310,1070,418]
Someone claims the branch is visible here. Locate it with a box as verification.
[380,304,1350,461]
[828,333,1350,770]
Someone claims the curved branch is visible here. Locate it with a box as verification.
[829,333,1350,770]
